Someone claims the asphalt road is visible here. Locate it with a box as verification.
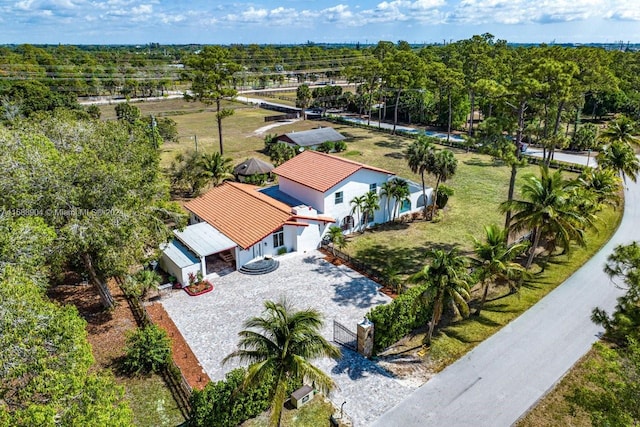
[372,175,638,427]
[524,148,598,167]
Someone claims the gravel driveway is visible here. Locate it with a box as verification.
[161,250,414,425]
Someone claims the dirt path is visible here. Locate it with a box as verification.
[251,118,300,136]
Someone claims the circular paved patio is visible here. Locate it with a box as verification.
[161,250,414,425]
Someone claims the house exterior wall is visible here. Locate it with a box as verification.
[278,178,326,212]
[293,222,324,252]
[159,254,199,287]
[322,169,394,232]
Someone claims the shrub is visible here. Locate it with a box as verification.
[243,173,269,185]
[121,270,161,298]
[188,368,300,427]
[122,325,171,375]
[316,141,335,153]
[436,185,454,209]
[277,247,287,255]
[334,140,348,152]
[367,284,431,353]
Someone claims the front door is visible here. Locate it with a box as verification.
[252,242,263,259]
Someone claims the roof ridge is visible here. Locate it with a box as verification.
[305,151,395,175]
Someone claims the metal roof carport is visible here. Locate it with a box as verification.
[173,222,236,257]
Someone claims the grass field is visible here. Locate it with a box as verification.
[242,397,335,427]
[120,374,186,427]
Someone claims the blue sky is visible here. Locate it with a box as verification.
[1,0,639,45]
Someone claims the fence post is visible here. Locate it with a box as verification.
[357,318,374,358]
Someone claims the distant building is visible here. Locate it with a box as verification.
[276,127,345,151]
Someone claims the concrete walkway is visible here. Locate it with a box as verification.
[372,176,638,426]
[161,250,413,425]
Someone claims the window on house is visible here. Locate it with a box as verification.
[273,228,284,248]
[369,183,377,193]
[335,191,343,204]
[400,199,411,213]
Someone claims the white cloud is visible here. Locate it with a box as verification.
[606,0,640,21]
[449,0,610,25]
[131,3,152,15]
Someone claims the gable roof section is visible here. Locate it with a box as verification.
[278,127,345,147]
[184,182,293,250]
[272,150,395,193]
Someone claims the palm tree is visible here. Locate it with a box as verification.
[390,178,410,221]
[361,190,380,232]
[500,166,591,269]
[597,141,640,185]
[350,195,366,232]
[406,136,435,219]
[380,181,394,222]
[410,248,471,346]
[471,224,528,315]
[199,152,233,187]
[428,149,458,219]
[601,116,637,146]
[326,225,346,256]
[577,167,622,209]
[223,299,340,427]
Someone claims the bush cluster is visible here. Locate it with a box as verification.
[121,324,171,375]
[188,368,300,427]
[367,284,431,353]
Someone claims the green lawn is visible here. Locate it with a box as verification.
[242,397,335,427]
[119,374,186,427]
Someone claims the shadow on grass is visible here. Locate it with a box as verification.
[463,157,502,167]
[340,131,369,141]
[374,140,406,150]
[384,152,405,159]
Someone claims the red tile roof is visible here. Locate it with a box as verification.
[184,182,294,250]
[272,150,394,193]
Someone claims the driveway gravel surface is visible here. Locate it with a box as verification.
[161,250,413,425]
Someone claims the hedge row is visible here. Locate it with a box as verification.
[188,368,300,427]
[368,284,432,354]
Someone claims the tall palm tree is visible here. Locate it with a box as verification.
[500,166,591,269]
[199,152,233,187]
[390,178,410,221]
[406,136,435,219]
[350,195,366,232]
[410,248,471,346]
[428,149,458,219]
[223,299,340,427]
[361,190,380,232]
[380,181,394,222]
[471,224,528,315]
[597,141,640,185]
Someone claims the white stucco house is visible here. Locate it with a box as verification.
[160,151,429,282]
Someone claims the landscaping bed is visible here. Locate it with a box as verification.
[146,301,211,391]
[47,279,186,426]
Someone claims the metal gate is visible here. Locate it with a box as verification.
[333,320,357,351]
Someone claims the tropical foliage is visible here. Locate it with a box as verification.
[122,324,172,375]
[223,299,340,427]
[410,248,471,345]
[0,270,132,426]
[471,224,528,315]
